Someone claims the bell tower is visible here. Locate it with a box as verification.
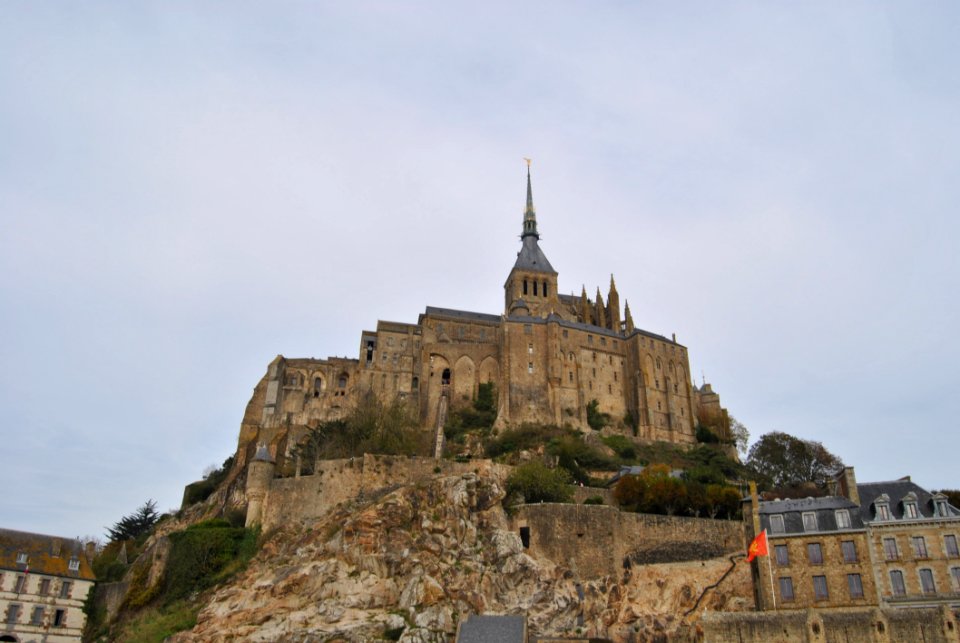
[504,161,559,317]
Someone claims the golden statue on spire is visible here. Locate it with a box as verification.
[524,157,532,168]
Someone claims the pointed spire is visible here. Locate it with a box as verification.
[521,159,539,239]
[595,287,607,329]
[580,285,590,324]
[607,273,621,332]
[624,300,635,333]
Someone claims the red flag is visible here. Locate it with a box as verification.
[747,529,768,562]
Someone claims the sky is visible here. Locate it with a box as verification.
[1,2,959,541]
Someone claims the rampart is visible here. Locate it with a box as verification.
[511,503,743,579]
[259,454,511,531]
[702,606,960,643]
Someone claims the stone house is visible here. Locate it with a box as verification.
[0,529,95,642]
[235,167,727,470]
[744,467,960,612]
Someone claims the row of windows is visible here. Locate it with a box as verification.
[777,574,864,602]
[522,279,550,297]
[5,604,68,627]
[0,574,74,597]
[775,541,860,567]
[887,567,960,596]
[769,509,852,534]
[882,534,959,560]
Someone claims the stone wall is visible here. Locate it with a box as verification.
[260,455,511,531]
[512,504,742,579]
[702,606,960,643]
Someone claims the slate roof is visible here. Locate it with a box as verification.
[758,496,864,535]
[606,465,683,486]
[0,528,95,581]
[457,614,526,643]
[856,479,960,523]
[423,307,502,324]
[512,235,556,274]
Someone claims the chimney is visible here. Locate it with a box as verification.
[836,466,860,506]
[85,541,96,562]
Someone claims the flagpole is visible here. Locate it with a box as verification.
[765,531,776,610]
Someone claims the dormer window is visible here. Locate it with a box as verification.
[933,493,950,517]
[835,509,851,529]
[802,512,818,532]
[874,494,891,521]
[68,557,80,571]
[770,514,785,534]
[16,553,27,564]
[902,492,919,519]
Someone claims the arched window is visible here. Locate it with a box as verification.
[412,376,419,391]
[441,368,451,385]
[656,358,661,370]
[313,377,323,397]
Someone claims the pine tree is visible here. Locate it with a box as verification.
[105,499,159,542]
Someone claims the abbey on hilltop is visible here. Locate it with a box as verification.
[235,167,726,467]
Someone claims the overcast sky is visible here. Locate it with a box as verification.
[2,2,958,540]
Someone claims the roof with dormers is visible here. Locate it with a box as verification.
[0,528,95,581]
[856,478,960,523]
[757,496,865,535]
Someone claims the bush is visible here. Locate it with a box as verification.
[162,526,259,603]
[601,434,637,461]
[505,461,573,505]
[586,399,610,430]
[583,495,604,505]
[445,383,498,443]
[485,424,564,458]
[695,424,720,444]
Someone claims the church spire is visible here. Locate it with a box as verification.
[624,300,635,333]
[521,158,539,239]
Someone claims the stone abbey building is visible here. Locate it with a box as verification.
[236,168,725,466]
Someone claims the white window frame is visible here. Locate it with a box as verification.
[769,514,785,534]
[835,509,851,529]
[802,511,818,532]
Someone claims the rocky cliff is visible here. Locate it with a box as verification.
[167,469,751,642]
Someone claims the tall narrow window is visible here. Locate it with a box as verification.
[946,535,959,558]
[528,363,533,374]
[913,536,929,559]
[523,279,528,295]
[951,567,960,591]
[528,343,533,354]
[813,575,829,600]
[841,540,858,563]
[775,544,789,566]
[53,608,66,627]
[59,581,71,598]
[802,512,818,531]
[39,578,50,595]
[779,577,795,601]
[13,575,25,593]
[543,281,548,297]
[30,606,44,625]
[919,568,936,594]
[533,281,538,296]
[847,574,864,599]
[807,542,824,565]
[883,538,899,560]
[890,570,906,596]
[6,604,20,624]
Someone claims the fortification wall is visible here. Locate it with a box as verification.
[512,504,742,579]
[260,455,510,531]
[702,606,960,643]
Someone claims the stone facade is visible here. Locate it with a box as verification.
[0,529,96,642]
[234,169,726,471]
[743,468,960,613]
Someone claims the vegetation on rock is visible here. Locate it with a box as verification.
[505,460,574,505]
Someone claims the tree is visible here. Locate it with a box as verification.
[106,500,159,542]
[505,461,573,504]
[640,464,687,515]
[586,399,609,430]
[746,432,843,489]
[728,415,750,456]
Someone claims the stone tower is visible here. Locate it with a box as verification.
[503,164,559,318]
[245,443,276,527]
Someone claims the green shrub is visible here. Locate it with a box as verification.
[485,424,564,458]
[163,526,259,603]
[601,434,637,461]
[586,399,610,430]
[695,424,720,444]
[583,495,604,505]
[505,461,573,505]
